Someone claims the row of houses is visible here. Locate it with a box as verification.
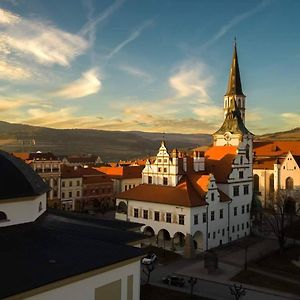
[11,152,144,212]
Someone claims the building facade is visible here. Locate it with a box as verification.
[116,42,253,254]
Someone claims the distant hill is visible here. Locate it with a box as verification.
[0,121,211,161]
[256,127,300,141]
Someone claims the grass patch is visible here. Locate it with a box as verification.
[231,270,300,295]
[143,245,182,264]
[141,284,211,300]
[253,246,300,281]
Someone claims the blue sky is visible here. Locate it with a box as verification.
[0,0,299,134]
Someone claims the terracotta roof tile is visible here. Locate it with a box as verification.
[253,141,300,157]
[205,146,237,183]
[95,166,143,179]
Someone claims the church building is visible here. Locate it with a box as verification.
[116,42,254,255]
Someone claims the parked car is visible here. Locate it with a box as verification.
[141,252,157,265]
[162,275,185,287]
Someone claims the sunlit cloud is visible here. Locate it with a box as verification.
[52,68,102,99]
[281,112,300,128]
[0,60,31,80]
[169,61,213,101]
[0,8,89,66]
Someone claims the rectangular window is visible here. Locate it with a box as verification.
[213,232,216,239]
[211,211,215,221]
[220,209,224,219]
[125,185,128,191]
[143,210,148,219]
[129,185,132,189]
[202,212,207,223]
[222,228,225,236]
[208,233,210,239]
[158,167,161,172]
[134,208,139,218]
[244,184,249,195]
[76,191,80,197]
[234,207,237,216]
[242,223,244,230]
[242,205,245,214]
[164,159,167,163]
[166,213,171,223]
[62,192,65,198]
[179,214,185,225]
[163,177,168,185]
[237,224,240,231]
[62,181,65,187]
[77,180,80,186]
[69,191,72,198]
[69,181,72,187]
[247,221,249,228]
[246,204,250,213]
[148,176,152,184]
[233,186,239,197]
[211,193,215,201]
[154,211,159,221]
[239,171,244,179]
[194,214,198,225]
[232,226,235,233]
[164,167,167,172]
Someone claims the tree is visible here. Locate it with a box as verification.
[263,189,299,253]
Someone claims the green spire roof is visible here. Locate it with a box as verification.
[225,41,245,97]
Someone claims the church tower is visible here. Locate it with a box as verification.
[213,41,253,162]
[224,40,246,122]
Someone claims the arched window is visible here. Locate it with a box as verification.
[253,174,259,193]
[117,201,127,214]
[0,211,8,221]
[39,202,42,212]
[286,177,294,190]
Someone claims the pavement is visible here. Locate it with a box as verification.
[142,236,300,300]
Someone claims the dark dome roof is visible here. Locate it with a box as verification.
[0,151,49,200]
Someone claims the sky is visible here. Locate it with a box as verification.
[0,0,300,135]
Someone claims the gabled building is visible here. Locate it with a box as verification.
[253,141,300,210]
[116,42,253,255]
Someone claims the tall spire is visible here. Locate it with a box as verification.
[225,39,245,97]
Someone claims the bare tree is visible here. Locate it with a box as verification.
[263,189,299,253]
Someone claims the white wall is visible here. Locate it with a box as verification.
[26,259,141,300]
[0,194,46,227]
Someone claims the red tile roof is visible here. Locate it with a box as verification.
[83,175,112,184]
[95,166,143,179]
[205,146,237,183]
[253,141,300,157]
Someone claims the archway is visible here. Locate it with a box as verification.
[143,226,155,237]
[173,232,185,248]
[157,229,171,249]
[0,211,7,221]
[286,177,294,190]
[193,231,204,250]
[117,201,127,214]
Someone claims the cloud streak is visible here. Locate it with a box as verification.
[107,19,153,59]
[52,68,102,99]
[0,60,31,80]
[201,0,271,49]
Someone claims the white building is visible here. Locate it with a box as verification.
[116,42,253,255]
[0,150,143,300]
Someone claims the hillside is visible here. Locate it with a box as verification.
[0,121,211,161]
[256,127,300,141]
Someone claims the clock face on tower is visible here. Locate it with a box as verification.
[224,132,232,142]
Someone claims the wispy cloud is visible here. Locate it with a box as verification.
[80,0,125,41]
[0,60,31,80]
[169,61,213,101]
[0,8,88,66]
[107,19,153,59]
[201,0,271,49]
[119,64,152,82]
[52,68,101,99]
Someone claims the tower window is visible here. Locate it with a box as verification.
[239,171,243,179]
